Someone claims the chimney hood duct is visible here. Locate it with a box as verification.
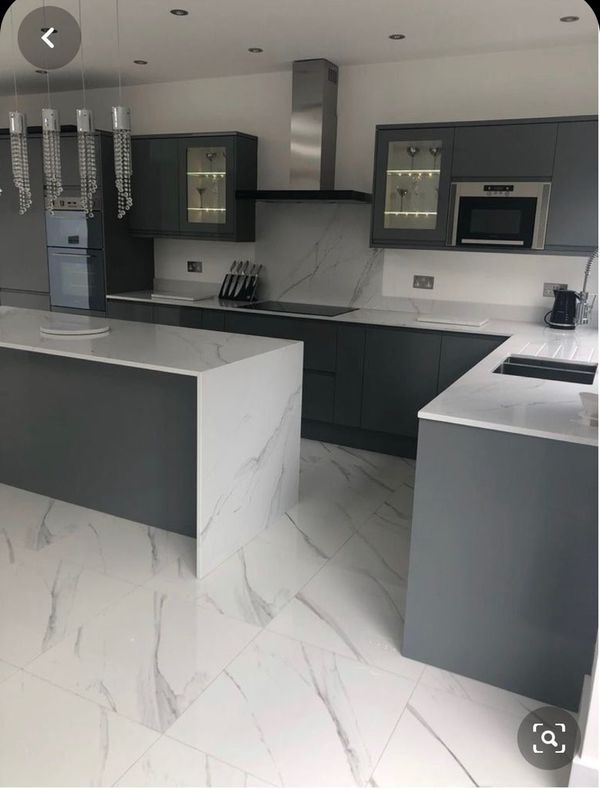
[237,59,371,203]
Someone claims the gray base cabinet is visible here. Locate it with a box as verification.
[404,419,597,710]
[106,299,508,458]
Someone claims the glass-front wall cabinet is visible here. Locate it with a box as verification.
[372,126,454,246]
[186,145,227,225]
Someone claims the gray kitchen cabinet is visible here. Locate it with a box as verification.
[107,300,155,323]
[361,327,442,438]
[545,120,598,250]
[0,137,49,293]
[224,312,337,372]
[452,122,558,178]
[202,309,226,331]
[0,289,50,310]
[130,132,257,240]
[129,137,180,234]
[303,372,335,422]
[334,325,366,427]
[154,304,203,329]
[437,333,507,392]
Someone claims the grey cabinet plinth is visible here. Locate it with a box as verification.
[403,419,597,711]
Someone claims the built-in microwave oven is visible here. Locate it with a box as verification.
[448,181,552,249]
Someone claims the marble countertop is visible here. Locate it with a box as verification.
[0,307,300,378]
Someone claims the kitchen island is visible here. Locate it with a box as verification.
[0,307,302,578]
[403,325,598,710]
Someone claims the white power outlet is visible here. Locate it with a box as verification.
[543,282,568,297]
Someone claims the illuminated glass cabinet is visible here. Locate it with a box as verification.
[371,126,454,247]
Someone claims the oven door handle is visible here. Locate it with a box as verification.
[51,252,96,258]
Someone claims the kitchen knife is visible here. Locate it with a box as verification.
[219,260,238,300]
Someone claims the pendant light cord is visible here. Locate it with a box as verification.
[10,7,19,110]
[42,0,51,106]
[115,0,122,102]
[78,0,86,105]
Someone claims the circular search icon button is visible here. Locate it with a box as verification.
[18,6,81,70]
[518,706,581,771]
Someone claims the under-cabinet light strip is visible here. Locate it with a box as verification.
[386,169,440,174]
[187,207,226,212]
[384,210,437,216]
[187,171,226,176]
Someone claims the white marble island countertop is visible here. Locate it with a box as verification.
[419,324,598,446]
[0,307,300,378]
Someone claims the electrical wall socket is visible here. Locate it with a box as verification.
[187,261,203,273]
[413,275,435,290]
[543,282,568,297]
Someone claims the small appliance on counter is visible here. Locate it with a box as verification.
[545,289,579,330]
[218,261,261,302]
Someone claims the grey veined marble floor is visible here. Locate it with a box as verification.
[0,440,570,788]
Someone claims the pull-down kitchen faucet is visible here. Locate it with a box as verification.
[576,248,598,326]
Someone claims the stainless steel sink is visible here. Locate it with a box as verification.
[494,355,597,385]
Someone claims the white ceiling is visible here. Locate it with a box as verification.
[0,0,597,96]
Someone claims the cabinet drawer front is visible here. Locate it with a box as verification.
[452,123,557,178]
[224,313,337,371]
[361,327,441,438]
[303,372,335,422]
[107,300,155,323]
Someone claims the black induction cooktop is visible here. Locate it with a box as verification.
[242,301,357,317]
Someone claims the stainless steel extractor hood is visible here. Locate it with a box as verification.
[237,59,371,203]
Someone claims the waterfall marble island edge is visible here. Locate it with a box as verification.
[0,307,303,578]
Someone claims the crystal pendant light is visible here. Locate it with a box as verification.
[42,108,63,211]
[112,0,133,218]
[77,108,98,217]
[76,0,97,217]
[9,111,32,214]
[112,106,132,218]
[8,9,31,214]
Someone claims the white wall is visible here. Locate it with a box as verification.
[3,43,597,308]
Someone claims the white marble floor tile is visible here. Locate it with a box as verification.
[376,481,414,529]
[267,564,424,681]
[37,509,194,585]
[168,630,415,787]
[313,442,416,492]
[0,659,17,685]
[147,516,325,627]
[0,552,134,666]
[27,586,260,732]
[0,671,158,787]
[0,484,61,566]
[370,706,479,787]
[116,735,273,787]
[372,683,570,788]
[332,513,411,588]
[418,665,552,717]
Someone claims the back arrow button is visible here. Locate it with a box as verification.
[41,27,55,48]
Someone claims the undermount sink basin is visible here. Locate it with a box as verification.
[494,355,597,385]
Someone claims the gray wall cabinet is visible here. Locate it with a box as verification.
[0,137,49,294]
[129,132,257,241]
[371,116,597,252]
[545,120,598,250]
[452,122,558,178]
[106,299,508,458]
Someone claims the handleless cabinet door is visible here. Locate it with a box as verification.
[545,120,598,249]
[129,137,179,234]
[452,123,557,178]
[0,137,49,293]
[437,333,506,392]
[361,327,441,438]
[107,300,155,323]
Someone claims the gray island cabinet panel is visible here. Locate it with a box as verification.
[451,122,558,178]
[361,327,442,438]
[107,300,155,323]
[545,120,598,250]
[129,137,180,234]
[437,332,507,392]
[403,419,597,710]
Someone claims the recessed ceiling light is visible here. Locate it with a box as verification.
[388,33,406,40]
[560,15,579,21]
[133,59,148,65]
[35,69,47,74]
[170,8,188,15]
[248,47,264,53]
